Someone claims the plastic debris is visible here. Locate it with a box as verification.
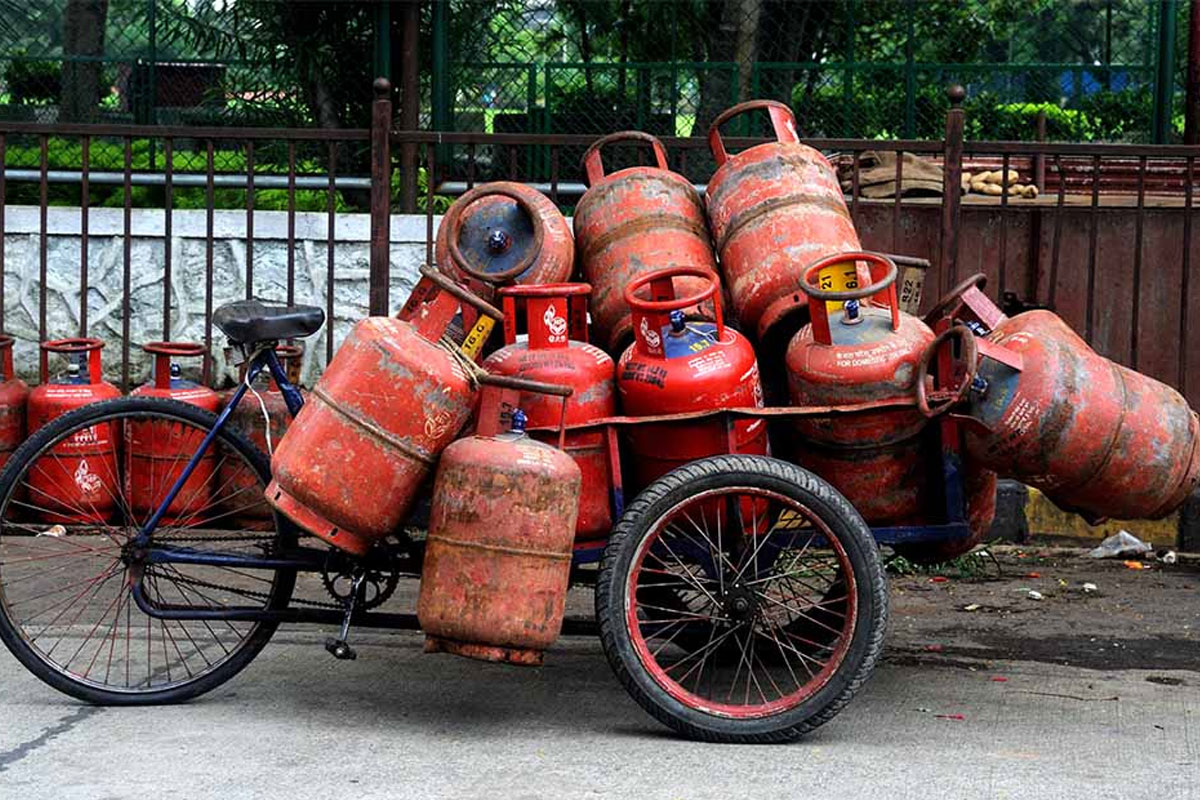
[1027,590,1045,601]
[935,713,966,721]
[1026,572,1042,578]
[1161,551,1178,565]
[37,524,66,538]
[1088,530,1153,559]
[1122,560,1147,570]
[1082,582,1098,594]
[929,576,950,583]
[963,603,981,612]
[991,676,1009,683]
[925,644,944,653]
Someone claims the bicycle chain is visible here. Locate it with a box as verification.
[146,564,344,610]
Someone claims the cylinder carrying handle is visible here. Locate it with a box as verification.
[915,323,980,418]
[441,183,546,284]
[708,99,799,167]
[41,337,104,383]
[624,266,723,357]
[801,252,900,346]
[143,341,205,390]
[581,131,670,186]
[418,264,506,322]
[498,283,592,347]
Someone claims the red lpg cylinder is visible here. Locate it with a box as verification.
[436,182,573,291]
[220,344,304,529]
[617,267,767,491]
[419,380,581,666]
[921,276,1200,522]
[705,101,861,343]
[126,343,220,525]
[27,339,121,524]
[786,253,935,525]
[267,267,503,556]
[573,132,718,354]
[482,283,616,543]
[0,336,29,471]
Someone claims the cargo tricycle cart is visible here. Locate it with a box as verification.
[0,258,996,745]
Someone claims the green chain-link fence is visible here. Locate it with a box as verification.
[437,0,1185,143]
[0,1,1193,143]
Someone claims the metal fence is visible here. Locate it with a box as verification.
[1,80,1198,407]
[437,0,1189,142]
[1,1,1194,143]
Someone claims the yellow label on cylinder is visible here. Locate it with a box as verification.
[460,316,495,360]
[818,260,859,313]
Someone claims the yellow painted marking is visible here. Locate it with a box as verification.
[460,317,495,360]
[818,259,859,313]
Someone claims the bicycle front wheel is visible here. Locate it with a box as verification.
[0,396,296,704]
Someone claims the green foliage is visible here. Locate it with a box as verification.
[3,55,60,104]
[2,138,352,212]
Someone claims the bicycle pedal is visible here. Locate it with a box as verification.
[324,637,357,661]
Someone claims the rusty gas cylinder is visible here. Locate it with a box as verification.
[27,339,122,524]
[419,378,580,666]
[436,181,573,291]
[0,336,29,472]
[617,267,767,491]
[786,253,935,524]
[706,100,861,343]
[126,342,221,525]
[919,276,1200,522]
[482,283,615,543]
[219,344,304,529]
[573,132,718,354]
[267,267,505,556]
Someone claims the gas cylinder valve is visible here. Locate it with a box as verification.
[486,228,512,254]
[510,408,527,433]
[669,310,687,333]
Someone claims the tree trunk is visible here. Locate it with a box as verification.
[60,0,109,122]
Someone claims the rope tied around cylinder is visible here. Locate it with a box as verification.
[438,335,489,388]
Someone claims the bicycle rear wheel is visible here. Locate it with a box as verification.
[0,396,296,704]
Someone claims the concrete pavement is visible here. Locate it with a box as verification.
[1,622,1196,800]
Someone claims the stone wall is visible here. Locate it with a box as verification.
[1,206,434,388]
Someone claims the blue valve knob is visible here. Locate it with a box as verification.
[170,363,182,378]
[669,309,686,333]
[510,408,527,433]
[487,229,512,254]
[840,299,862,325]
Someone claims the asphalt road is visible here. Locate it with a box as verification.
[0,635,1195,798]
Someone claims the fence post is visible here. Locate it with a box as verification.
[1153,0,1179,144]
[399,0,420,212]
[939,84,966,298]
[369,77,393,316]
[1186,0,1200,144]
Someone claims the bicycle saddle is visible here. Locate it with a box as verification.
[213,299,325,345]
